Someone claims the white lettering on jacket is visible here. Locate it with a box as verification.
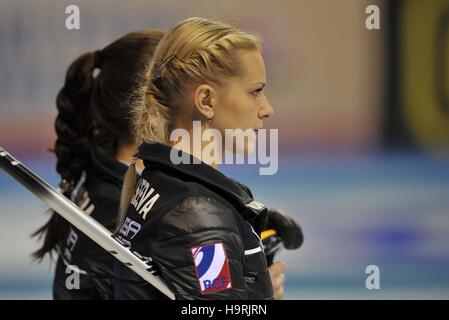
[130,178,160,220]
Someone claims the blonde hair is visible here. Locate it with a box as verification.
[117,17,261,228]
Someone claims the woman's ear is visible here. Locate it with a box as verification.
[193,84,215,120]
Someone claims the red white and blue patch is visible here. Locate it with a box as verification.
[191,242,232,294]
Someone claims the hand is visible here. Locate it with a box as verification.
[268,261,287,300]
[266,208,303,250]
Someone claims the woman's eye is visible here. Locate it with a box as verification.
[252,88,263,97]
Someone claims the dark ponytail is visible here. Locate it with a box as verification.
[32,30,165,260]
[32,52,96,260]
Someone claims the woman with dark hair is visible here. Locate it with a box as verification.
[32,29,165,299]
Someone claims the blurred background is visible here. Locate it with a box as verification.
[1,0,448,299]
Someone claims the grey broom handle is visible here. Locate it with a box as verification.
[0,146,175,300]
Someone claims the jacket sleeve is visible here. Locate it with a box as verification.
[150,196,248,300]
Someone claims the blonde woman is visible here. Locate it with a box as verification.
[114,17,302,300]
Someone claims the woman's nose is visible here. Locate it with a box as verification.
[259,100,274,119]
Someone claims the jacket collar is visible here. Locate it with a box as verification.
[89,147,128,186]
[137,141,266,217]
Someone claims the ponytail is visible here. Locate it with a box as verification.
[115,160,138,233]
[32,52,97,260]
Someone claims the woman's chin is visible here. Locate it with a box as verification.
[233,138,256,156]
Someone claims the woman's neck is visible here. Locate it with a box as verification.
[168,124,221,170]
[115,144,144,170]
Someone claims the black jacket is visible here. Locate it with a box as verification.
[114,141,273,300]
[53,147,127,300]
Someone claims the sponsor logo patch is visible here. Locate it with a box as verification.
[191,242,232,294]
